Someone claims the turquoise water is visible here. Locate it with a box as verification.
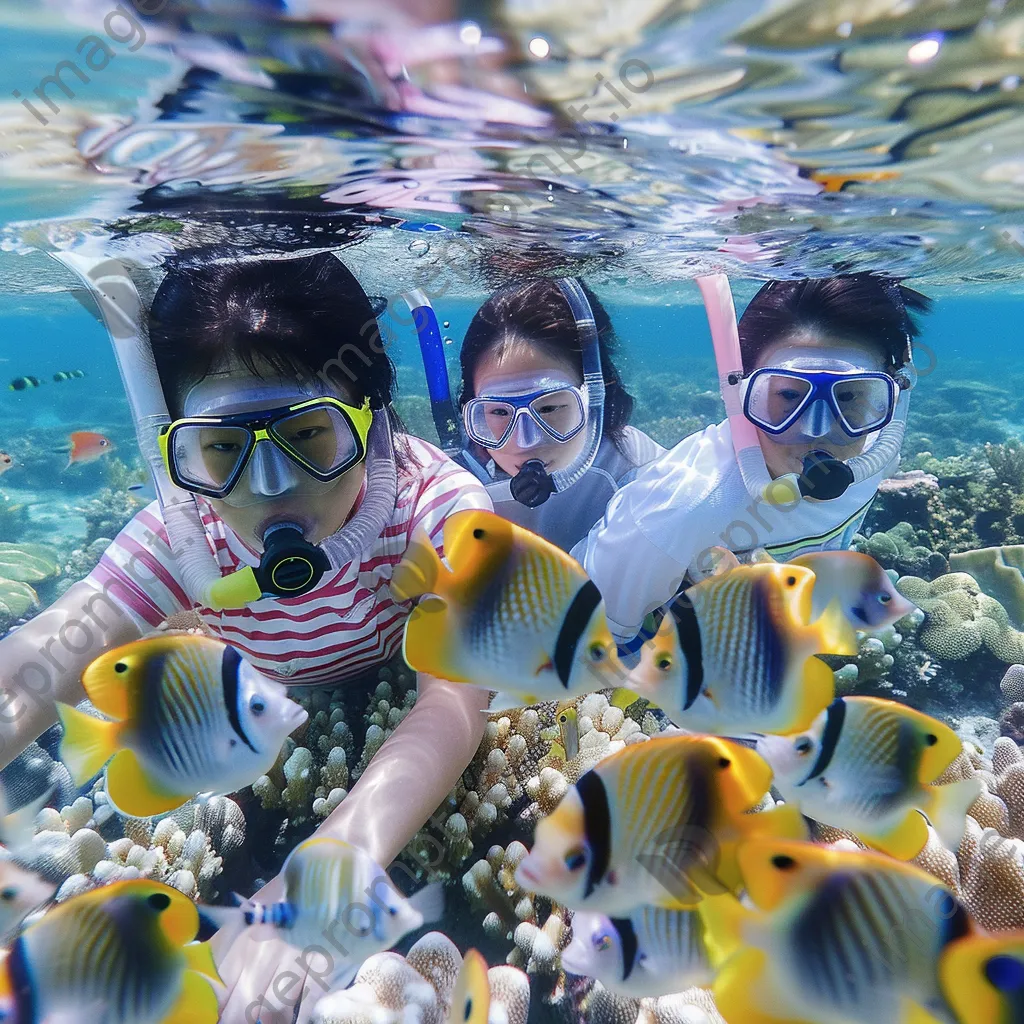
[3,1,1024,1022]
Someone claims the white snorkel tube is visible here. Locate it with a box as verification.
[52,250,398,611]
[697,273,914,505]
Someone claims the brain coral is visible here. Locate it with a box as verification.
[895,572,1024,662]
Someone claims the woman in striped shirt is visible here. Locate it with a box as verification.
[0,252,490,1021]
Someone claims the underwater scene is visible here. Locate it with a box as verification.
[4,1,1024,1022]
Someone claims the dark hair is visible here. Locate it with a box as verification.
[148,251,398,423]
[737,274,932,375]
[459,279,634,442]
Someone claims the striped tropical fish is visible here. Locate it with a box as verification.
[562,904,713,997]
[758,696,981,859]
[940,931,1024,1024]
[56,634,307,817]
[627,561,858,736]
[0,880,219,1024]
[391,509,627,707]
[700,839,973,1024]
[515,734,806,915]
[209,837,443,991]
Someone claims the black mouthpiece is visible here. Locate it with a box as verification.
[510,459,557,508]
[255,525,330,599]
[798,450,855,501]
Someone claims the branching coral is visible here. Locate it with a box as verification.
[24,793,245,904]
[896,572,1024,663]
[310,931,530,1024]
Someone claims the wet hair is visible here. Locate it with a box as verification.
[737,274,932,374]
[148,251,398,424]
[459,279,634,442]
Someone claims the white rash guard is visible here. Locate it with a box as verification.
[572,419,888,644]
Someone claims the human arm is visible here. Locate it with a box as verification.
[0,580,142,769]
[212,673,488,1023]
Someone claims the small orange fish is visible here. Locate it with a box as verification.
[67,431,115,466]
[0,452,12,476]
[811,168,901,192]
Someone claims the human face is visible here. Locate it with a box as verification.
[752,333,890,480]
[471,341,587,478]
[180,360,367,551]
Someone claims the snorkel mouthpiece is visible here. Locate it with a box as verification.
[799,450,855,500]
[256,523,330,599]
[510,459,557,507]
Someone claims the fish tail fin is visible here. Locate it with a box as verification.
[697,892,754,968]
[0,785,55,854]
[105,749,187,818]
[160,970,220,1024]
[809,597,859,656]
[56,703,120,785]
[390,527,446,603]
[409,881,445,926]
[861,810,930,860]
[744,802,809,843]
[182,940,222,984]
[926,777,984,852]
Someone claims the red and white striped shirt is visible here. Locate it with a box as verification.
[88,437,490,686]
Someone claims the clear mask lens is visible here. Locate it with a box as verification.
[465,388,586,449]
[830,376,893,433]
[269,405,359,475]
[170,424,251,492]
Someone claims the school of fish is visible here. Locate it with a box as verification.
[0,515,1020,1021]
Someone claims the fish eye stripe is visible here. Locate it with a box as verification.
[610,917,639,980]
[554,580,603,687]
[802,697,846,784]
[577,770,612,898]
[8,936,35,1022]
[222,647,259,754]
[670,605,703,710]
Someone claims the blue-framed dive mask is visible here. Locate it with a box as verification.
[742,367,897,446]
[463,382,588,451]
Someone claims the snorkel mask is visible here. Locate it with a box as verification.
[410,279,605,508]
[55,250,398,610]
[698,274,915,504]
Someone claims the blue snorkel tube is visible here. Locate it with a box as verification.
[404,289,463,457]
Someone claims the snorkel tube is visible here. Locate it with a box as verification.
[404,289,462,456]
[54,250,398,610]
[697,273,913,504]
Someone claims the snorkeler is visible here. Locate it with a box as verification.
[0,251,491,1021]
[418,278,663,551]
[574,273,931,648]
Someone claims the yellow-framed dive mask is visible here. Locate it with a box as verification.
[158,396,373,501]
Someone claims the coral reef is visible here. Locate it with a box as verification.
[854,523,948,580]
[580,983,726,1024]
[22,790,245,904]
[949,545,1024,630]
[913,737,1024,931]
[53,537,111,597]
[72,487,144,547]
[0,494,29,545]
[871,470,939,526]
[895,573,1024,663]
[0,542,61,632]
[1001,665,1024,704]
[1000,703,1024,744]
[0,740,76,810]
[310,931,530,1024]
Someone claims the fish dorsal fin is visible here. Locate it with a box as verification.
[105,749,188,818]
[160,972,219,1024]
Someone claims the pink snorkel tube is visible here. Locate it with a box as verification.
[696,274,803,508]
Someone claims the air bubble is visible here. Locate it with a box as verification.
[408,239,430,256]
[444,337,454,345]
[442,320,451,329]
